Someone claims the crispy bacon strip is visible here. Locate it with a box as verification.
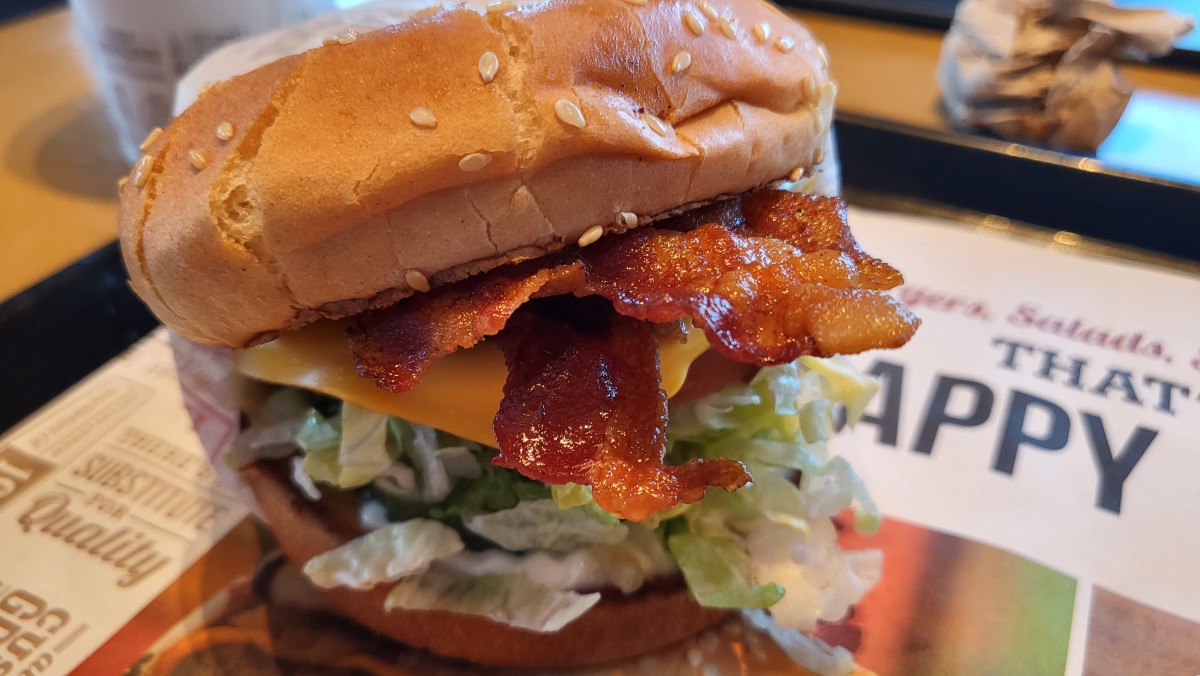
[740,190,903,289]
[351,191,918,393]
[578,221,917,364]
[493,311,750,521]
[348,265,578,392]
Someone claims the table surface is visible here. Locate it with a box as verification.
[2,7,1198,305]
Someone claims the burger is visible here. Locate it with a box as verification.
[117,0,918,670]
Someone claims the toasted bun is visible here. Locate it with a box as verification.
[241,462,728,667]
[118,0,834,348]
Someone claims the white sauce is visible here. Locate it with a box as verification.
[441,525,677,594]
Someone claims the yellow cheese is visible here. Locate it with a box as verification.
[233,320,710,447]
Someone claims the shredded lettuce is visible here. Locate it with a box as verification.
[227,390,320,468]
[244,354,885,643]
[549,483,621,525]
[235,395,484,496]
[422,456,550,521]
[550,483,593,509]
[464,499,628,553]
[666,359,883,630]
[744,518,881,630]
[798,355,879,424]
[388,419,452,501]
[436,445,482,479]
[303,403,393,488]
[336,403,395,486]
[295,408,339,454]
[667,533,783,608]
[303,519,464,589]
[669,360,882,532]
[384,566,600,633]
[368,423,481,506]
[289,455,321,501]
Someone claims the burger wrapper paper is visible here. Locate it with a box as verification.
[937,0,1194,151]
[169,332,258,517]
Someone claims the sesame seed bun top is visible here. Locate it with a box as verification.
[118,0,836,348]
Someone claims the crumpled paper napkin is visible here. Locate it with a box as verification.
[938,0,1194,151]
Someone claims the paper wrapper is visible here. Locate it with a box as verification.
[937,0,1194,151]
[168,332,255,516]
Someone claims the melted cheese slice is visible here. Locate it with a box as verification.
[234,320,710,446]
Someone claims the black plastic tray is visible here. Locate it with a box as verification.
[836,113,1200,259]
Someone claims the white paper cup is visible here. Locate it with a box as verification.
[70,0,338,164]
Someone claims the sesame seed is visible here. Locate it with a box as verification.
[322,36,338,46]
[337,29,357,45]
[577,225,604,247]
[188,149,208,170]
[478,51,499,83]
[812,146,825,164]
[814,127,830,152]
[642,113,669,137]
[615,211,638,229]
[774,36,794,53]
[752,22,770,43]
[138,127,163,152]
[405,269,431,292]
[486,1,515,13]
[683,11,705,35]
[620,0,649,5]
[216,122,235,141]
[133,154,155,188]
[669,51,692,74]
[788,166,804,181]
[415,3,444,17]
[801,75,817,102]
[819,80,837,109]
[409,107,437,128]
[554,99,586,128]
[117,176,128,190]
[697,0,719,20]
[716,16,736,39]
[458,152,493,172]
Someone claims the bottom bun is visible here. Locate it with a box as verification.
[241,462,729,668]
